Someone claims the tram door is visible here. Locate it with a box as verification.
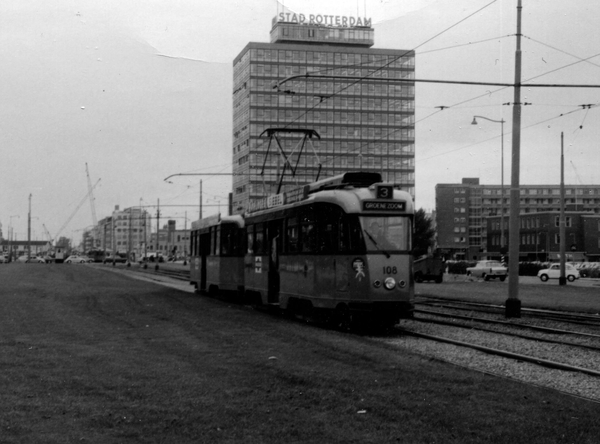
[267,220,282,304]
[199,231,211,292]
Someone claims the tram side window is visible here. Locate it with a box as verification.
[255,223,265,255]
[247,225,255,254]
[190,231,196,256]
[192,231,198,256]
[339,213,365,254]
[214,227,221,255]
[221,225,234,256]
[286,217,299,253]
[300,206,316,253]
[314,203,338,253]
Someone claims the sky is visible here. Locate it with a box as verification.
[2,0,599,245]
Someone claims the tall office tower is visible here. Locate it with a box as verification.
[231,13,415,214]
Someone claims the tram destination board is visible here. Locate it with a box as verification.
[363,201,406,211]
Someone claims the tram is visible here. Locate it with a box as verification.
[190,214,246,296]
[189,172,415,328]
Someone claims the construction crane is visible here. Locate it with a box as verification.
[570,160,583,185]
[42,224,52,242]
[54,179,101,243]
[86,163,99,246]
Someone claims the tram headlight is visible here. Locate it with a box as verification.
[384,277,396,290]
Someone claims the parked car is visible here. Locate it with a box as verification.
[65,255,93,264]
[26,256,47,263]
[537,263,580,282]
[466,260,508,281]
[577,262,599,278]
[0,254,8,263]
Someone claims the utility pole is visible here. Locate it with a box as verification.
[127,209,132,267]
[27,194,32,259]
[506,0,523,318]
[199,180,203,220]
[559,132,566,285]
[112,211,116,267]
[156,199,160,270]
[184,210,188,266]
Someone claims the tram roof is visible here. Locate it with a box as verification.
[245,185,414,221]
[191,214,245,231]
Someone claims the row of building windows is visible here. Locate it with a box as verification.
[249,48,413,68]
[464,187,600,196]
[249,63,414,80]
[273,25,374,47]
[249,87,413,106]
[249,138,414,153]
[249,77,413,97]
[249,125,414,141]
[249,155,415,172]
[251,108,414,124]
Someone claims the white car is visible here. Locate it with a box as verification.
[537,263,580,282]
[466,260,508,281]
[65,255,92,264]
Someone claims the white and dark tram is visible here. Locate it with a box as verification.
[190,172,415,328]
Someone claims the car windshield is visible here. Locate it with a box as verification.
[360,216,411,252]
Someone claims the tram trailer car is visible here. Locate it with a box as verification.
[190,214,246,297]
[189,172,415,328]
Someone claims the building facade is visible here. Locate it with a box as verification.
[487,212,600,262]
[0,240,50,260]
[95,206,152,256]
[150,221,190,259]
[231,15,415,214]
[436,178,600,260]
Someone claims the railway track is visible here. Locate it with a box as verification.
[114,263,191,281]
[376,299,600,403]
[416,295,600,328]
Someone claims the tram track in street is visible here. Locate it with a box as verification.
[415,295,600,328]
[377,302,600,403]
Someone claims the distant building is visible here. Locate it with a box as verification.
[231,13,415,214]
[94,205,152,256]
[0,239,51,259]
[436,178,600,260]
[487,212,600,262]
[149,220,190,258]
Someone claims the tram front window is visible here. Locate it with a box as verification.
[361,216,411,252]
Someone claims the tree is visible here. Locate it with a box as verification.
[413,208,436,257]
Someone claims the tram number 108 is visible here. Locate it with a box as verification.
[383,266,398,275]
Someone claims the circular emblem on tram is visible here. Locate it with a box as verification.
[352,258,366,281]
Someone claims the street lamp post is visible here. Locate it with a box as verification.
[471,115,506,252]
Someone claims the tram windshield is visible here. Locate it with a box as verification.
[360,216,411,252]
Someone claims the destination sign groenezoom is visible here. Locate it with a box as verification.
[363,201,406,212]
